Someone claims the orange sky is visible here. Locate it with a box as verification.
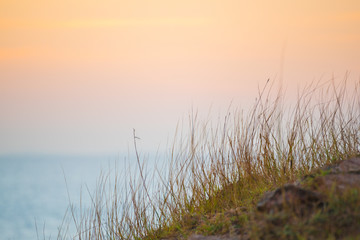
[1,0,360,154]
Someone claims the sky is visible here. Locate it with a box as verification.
[1,0,360,154]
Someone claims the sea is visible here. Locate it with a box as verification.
[0,153,160,240]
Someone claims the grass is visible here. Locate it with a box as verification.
[59,78,360,239]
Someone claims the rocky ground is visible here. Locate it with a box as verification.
[171,156,360,240]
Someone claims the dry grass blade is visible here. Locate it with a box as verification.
[59,79,360,239]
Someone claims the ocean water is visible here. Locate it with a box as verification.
[0,154,131,240]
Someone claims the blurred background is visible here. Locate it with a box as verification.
[0,0,359,238]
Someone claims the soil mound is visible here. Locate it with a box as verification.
[185,156,360,240]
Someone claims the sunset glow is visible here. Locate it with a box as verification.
[1,0,360,153]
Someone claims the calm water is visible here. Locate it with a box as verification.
[0,154,131,240]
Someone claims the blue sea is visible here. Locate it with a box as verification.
[0,153,144,240]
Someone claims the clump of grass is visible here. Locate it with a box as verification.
[60,78,360,239]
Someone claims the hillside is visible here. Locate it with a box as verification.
[161,156,360,239]
[61,81,360,240]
